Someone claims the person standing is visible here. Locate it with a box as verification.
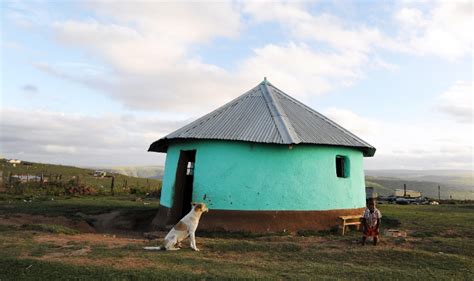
[362,198,382,246]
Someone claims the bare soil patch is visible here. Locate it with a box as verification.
[0,214,95,233]
[42,246,92,259]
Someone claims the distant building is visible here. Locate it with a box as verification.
[149,79,376,232]
[394,189,421,198]
[8,159,21,167]
[93,170,107,178]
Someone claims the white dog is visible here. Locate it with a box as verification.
[145,202,208,251]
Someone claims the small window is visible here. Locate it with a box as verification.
[186,161,194,176]
[336,156,349,178]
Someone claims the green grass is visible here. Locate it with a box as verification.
[379,204,474,238]
[0,159,162,196]
[0,258,202,281]
[0,197,473,280]
[0,194,159,218]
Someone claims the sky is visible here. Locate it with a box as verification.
[0,0,472,170]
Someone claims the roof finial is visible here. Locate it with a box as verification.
[263,77,268,84]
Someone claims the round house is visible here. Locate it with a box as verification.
[149,79,375,232]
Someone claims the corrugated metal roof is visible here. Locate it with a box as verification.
[149,79,376,156]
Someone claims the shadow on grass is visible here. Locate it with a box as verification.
[20,224,80,235]
[381,216,401,228]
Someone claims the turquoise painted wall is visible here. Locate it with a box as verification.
[159,140,366,211]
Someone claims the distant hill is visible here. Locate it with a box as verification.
[365,169,473,187]
[365,169,474,200]
[0,159,162,194]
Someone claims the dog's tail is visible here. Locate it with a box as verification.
[143,246,163,251]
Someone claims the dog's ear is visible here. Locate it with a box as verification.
[194,203,203,211]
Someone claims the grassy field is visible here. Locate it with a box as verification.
[0,159,162,196]
[0,195,473,280]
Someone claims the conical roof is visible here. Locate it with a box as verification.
[149,79,376,156]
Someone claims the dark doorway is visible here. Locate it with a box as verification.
[171,150,196,222]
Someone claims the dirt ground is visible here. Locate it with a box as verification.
[0,213,95,233]
[1,203,473,280]
[0,211,416,260]
[0,212,420,251]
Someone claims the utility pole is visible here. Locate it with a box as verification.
[438,185,441,201]
[403,183,407,197]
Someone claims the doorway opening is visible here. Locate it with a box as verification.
[171,150,196,222]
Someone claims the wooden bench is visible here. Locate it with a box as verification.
[338,215,362,235]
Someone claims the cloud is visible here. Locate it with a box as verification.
[370,56,400,72]
[238,43,369,100]
[0,107,187,166]
[244,1,473,60]
[12,1,473,115]
[42,144,77,154]
[323,107,473,170]
[366,153,473,170]
[32,59,246,113]
[43,2,389,112]
[52,20,185,74]
[34,41,374,113]
[436,81,473,123]
[85,1,242,45]
[45,2,248,113]
[21,84,38,92]
[42,1,474,117]
[243,2,398,54]
[35,1,467,116]
[394,1,473,59]
[3,0,52,29]
[3,41,24,51]
[323,108,381,136]
[52,2,242,74]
